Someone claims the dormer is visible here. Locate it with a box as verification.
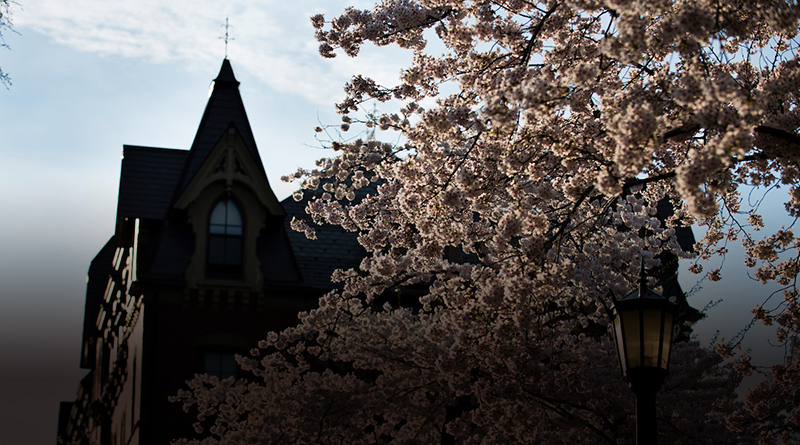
[170,60,285,291]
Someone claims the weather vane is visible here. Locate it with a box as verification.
[220,17,234,59]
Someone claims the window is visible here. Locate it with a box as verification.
[208,198,243,277]
[204,352,238,379]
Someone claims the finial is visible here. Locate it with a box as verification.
[220,17,234,59]
[638,257,647,298]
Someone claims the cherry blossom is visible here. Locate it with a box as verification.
[174,0,800,442]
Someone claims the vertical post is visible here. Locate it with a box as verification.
[220,17,234,59]
[629,374,661,445]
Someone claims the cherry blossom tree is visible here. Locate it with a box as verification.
[174,0,800,442]
[0,0,14,88]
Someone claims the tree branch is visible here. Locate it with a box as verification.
[520,2,561,67]
[755,125,800,146]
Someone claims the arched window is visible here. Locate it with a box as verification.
[208,198,242,277]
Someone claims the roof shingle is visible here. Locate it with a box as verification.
[117,145,187,221]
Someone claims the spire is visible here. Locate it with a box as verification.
[172,59,265,197]
[213,58,239,87]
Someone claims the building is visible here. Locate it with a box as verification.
[57,59,364,445]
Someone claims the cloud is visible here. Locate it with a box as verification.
[16,0,412,106]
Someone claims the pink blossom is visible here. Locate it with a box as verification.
[174,0,800,442]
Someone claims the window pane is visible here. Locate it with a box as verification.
[642,309,663,368]
[622,309,641,368]
[208,236,226,265]
[210,202,227,234]
[225,203,242,234]
[208,199,243,276]
[224,238,242,265]
[210,199,243,235]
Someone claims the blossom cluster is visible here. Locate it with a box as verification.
[176,0,800,442]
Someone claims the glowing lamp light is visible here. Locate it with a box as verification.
[611,280,677,376]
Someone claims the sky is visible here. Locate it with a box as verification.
[0,1,790,444]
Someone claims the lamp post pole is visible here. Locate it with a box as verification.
[628,369,662,444]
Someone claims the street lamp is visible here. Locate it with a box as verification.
[610,271,678,444]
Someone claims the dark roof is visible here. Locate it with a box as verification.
[117,145,187,221]
[173,59,266,198]
[256,226,303,284]
[282,194,367,289]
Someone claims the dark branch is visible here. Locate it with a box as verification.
[755,125,800,146]
[520,2,561,67]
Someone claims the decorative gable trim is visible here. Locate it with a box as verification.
[173,125,284,218]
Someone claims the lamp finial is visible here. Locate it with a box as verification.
[638,257,647,298]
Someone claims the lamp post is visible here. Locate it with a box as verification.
[610,271,677,445]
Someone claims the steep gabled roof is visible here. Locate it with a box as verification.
[173,59,266,199]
